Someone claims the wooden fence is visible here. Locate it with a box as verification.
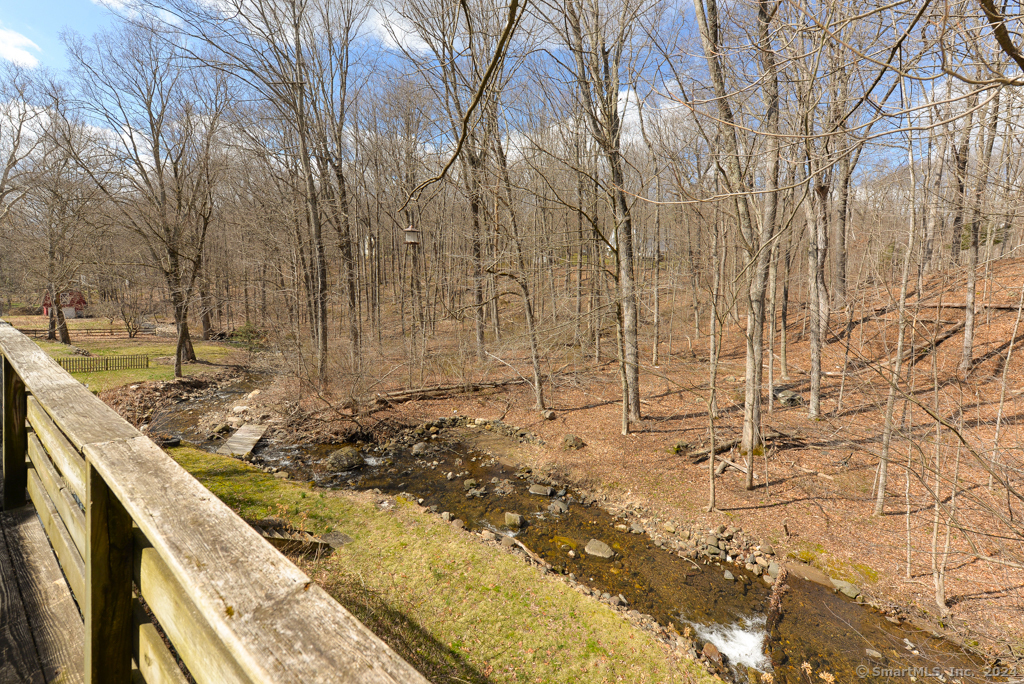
[0,319,428,684]
[57,355,150,374]
[16,327,156,339]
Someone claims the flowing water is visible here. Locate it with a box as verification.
[151,388,1004,684]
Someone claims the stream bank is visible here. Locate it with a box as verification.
[131,373,1004,683]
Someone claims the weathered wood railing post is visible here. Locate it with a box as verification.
[1,319,432,684]
[85,462,134,682]
[2,353,28,509]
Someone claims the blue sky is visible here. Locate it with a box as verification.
[0,1,117,71]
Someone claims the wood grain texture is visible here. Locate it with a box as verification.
[131,598,190,684]
[216,424,267,457]
[27,434,85,557]
[0,507,45,684]
[3,356,28,510]
[26,397,86,502]
[26,470,84,602]
[87,436,429,684]
[2,325,429,684]
[85,462,133,684]
[1,506,84,684]
[134,539,254,684]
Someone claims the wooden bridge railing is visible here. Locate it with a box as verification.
[0,320,429,684]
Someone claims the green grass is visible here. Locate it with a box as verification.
[168,446,718,684]
[31,337,240,393]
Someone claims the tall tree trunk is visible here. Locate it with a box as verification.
[494,137,545,409]
[834,151,852,310]
[923,121,948,271]
[609,156,642,422]
[467,162,487,362]
[694,0,767,463]
[961,90,1000,373]
[876,146,920,516]
[199,275,213,340]
[330,163,361,366]
[807,180,830,418]
[292,32,328,387]
[707,211,722,511]
[949,96,977,266]
[55,298,71,345]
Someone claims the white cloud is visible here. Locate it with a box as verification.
[0,25,41,67]
[366,7,430,53]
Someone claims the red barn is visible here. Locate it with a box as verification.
[42,291,88,318]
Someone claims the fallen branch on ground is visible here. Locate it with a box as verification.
[688,431,783,463]
[371,378,529,405]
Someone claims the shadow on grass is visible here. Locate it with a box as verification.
[304,563,495,684]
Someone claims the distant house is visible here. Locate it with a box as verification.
[42,290,88,319]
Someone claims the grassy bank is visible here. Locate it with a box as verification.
[30,337,239,392]
[169,446,718,684]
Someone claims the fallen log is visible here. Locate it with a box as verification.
[912,303,1020,311]
[372,378,528,405]
[796,464,834,481]
[715,456,747,475]
[687,431,783,463]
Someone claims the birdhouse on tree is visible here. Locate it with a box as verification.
[404,224,421,245]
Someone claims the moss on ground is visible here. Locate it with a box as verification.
[790,541,878,586]
[169,446,719,684]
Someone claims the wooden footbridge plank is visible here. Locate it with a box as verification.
[0,508,45,684]
[1,506,84,684]
[216,424,268,457]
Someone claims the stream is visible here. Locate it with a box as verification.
[149,385,1004,684]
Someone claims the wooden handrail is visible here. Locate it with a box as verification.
[0,320,429,684]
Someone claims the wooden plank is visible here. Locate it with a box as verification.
[27,397,87,502]
[0,507,46,684]
[26,469,85,602]
[27,434,85,557]
[134,538,255,684]
[216,425,268,458]
[86,436,430,684]
[3,355,28,509]
[85,462,133,684]
[132,598,190,684]
[0,326,137,452]
[1,506,84,684]
[1,325,428,683]
[248,524,333,557]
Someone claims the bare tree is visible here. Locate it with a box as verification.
[11,94,102,345]
[63,19,228,377]
[690,0,779,482]
[0,62,43,223]
[538,0,654,425]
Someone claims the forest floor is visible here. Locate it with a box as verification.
[229,259,1024,665]
[28,260,1024,669]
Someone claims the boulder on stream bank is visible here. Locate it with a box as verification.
[327,446,365,472]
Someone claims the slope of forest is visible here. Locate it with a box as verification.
[4,0,1024,671]
[248,257,1022,660]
